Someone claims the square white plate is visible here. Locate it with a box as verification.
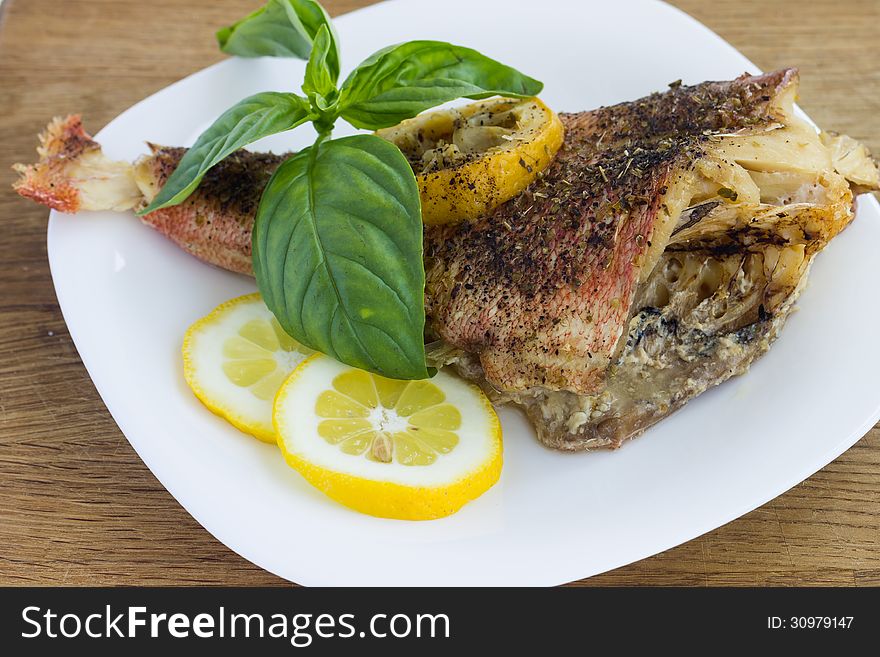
[47,0,880,585]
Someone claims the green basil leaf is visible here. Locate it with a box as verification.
[217,0,340,82]
[140,92,310,214]
[302,24,337,106]
[253,134,429,380]
[338,41,543,129]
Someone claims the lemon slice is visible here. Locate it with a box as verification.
[273,354,502,520]
[183,293,313,442]
[377,97,564,225]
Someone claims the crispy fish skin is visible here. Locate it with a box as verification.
[425,113,677,395]
[134,146,285,275]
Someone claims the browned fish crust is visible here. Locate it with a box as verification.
[428,69,878,451]
[425,70,796,396]
[138,147,287,275]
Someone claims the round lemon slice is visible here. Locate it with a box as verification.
[183,293,313,442]
[273,355,502,520]
[377,97,564,225]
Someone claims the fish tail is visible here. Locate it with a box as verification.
[12,115,143,213]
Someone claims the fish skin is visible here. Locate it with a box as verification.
[136,146,286,275]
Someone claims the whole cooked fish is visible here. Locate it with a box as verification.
[14,69,879,451]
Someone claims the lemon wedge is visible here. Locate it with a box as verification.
[183,293,313,442]
[377,97,564,225]
[273,354,502,520]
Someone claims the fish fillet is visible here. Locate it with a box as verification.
[426,69,878,448]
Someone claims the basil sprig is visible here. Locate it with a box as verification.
[143,0,543,380]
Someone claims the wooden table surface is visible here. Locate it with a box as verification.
[1,0,878,587]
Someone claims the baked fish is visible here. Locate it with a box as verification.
[424,69,879,448]
[14,70,879,451]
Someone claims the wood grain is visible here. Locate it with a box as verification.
[1,0,878,587]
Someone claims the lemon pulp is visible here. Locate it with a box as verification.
[316,369,462,465]
[221,315,311,401]
[183,293,312,442]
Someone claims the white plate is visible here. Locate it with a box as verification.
[47,0,880,586]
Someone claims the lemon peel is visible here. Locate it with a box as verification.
[377,97,564,225]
